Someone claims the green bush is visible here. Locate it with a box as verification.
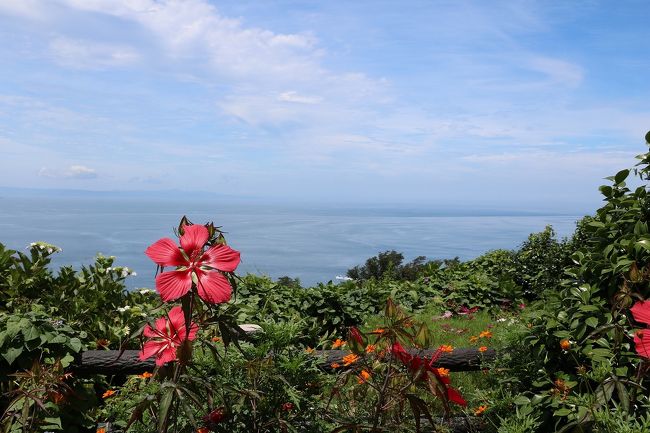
[499,134,650,432]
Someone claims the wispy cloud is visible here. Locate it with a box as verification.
[39,164,98,179]
[49,36,139,70]
[0,0,647,210]
[277,91,322,105]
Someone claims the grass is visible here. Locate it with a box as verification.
[358,305,527,409]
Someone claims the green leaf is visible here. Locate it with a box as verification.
[585,317,598,328]
[22,325,40,342]
[68,337,82,352]
[2,346,23,365]
[615,169,630,184]
[157,386,175,433]
[595,381,615,406]
[554,408,572,417]
[635,239,650,252]
[60,353,75,368]
[599,185,613,197]
[42,417,62,430]
[615,380,630,412]
[513,395,531,405]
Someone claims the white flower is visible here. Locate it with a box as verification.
[28,241,61,253]
[496,317,507,323]
[138,288,151,295]
[117,306,131,313]
[123,326,131,336]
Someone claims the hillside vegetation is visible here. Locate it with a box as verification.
[2,133,650,432]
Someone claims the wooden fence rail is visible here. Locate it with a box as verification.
[74,348,496,376]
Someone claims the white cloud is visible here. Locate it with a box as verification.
[58,0,320,80]
[0,0,49,20]
[461,150,634,174]
[527,56,584,87]
[277,91,321,105]
[39,164,98,179]
[49,36,139,69]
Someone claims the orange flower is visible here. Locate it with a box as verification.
[197,428,209,433]
[96,428,106,433]
[332,339,346,349]
[439,345,454,353]
[305,346,315,354]
[469,335,478,343]
[560,339,571,350]
[474,405,488,416]
[479,330,493,339]
[371,328,385,334]
[478,346,488,352]
[365,344,376,353]
[436,367,450,377]
[102,389,116,399]
[138,372,153,379]
[330,362,340,369]
[342,353,360,366]
[357,369,371,383]
[211,336,221,342]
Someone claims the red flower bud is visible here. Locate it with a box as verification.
[204,407,226,425]
[282,402,294,411]
[349,327,363,345]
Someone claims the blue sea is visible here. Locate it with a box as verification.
[0,196,585,289]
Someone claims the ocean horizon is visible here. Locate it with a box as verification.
[0,195,586,289]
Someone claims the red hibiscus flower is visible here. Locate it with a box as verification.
[139,306,198,366]
[390,342,466,406]
[145,224,240,303]
[631,300,650,359]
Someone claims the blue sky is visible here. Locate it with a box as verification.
[0,0,648,212]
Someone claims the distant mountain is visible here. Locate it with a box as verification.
[0,186,257,202]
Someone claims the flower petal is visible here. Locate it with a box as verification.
[167,306,187,335]
[145,238,186,267]
[203,244,241,272]
[139,340,163,361]
[143,324,156,338]
[144,317,168,338]
[631,300,650,326]
[155,270,192,302]
[634,329,650,359]
[179,225,209,256]
[196,270,232,304]
[156,345,178,366]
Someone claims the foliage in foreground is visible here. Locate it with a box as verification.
[489,135,650,432]
[2,133,650,432]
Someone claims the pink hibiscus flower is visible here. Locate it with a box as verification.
[139,306,199,366]
[145,224,240,303]
[631,300,650,359]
